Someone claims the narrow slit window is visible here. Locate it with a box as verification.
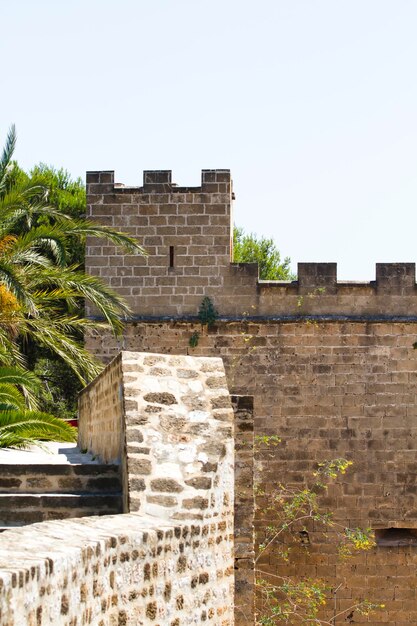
[169,246,174,268]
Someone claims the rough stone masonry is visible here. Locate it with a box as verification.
[0,352,238,626]
[85,168,417,625]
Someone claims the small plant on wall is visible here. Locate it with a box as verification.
[198,296,218,328]
[189,296,219,348]
[189,331,200,349]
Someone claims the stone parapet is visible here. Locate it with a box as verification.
[78,353,124,464]
[78,351,255,622]
[79,351,235,521]
[0,514,233,625]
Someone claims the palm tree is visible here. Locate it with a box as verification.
[0,125,145,383]
[0,365,76,448]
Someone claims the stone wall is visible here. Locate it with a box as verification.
[78,353,124,464]
[79,351,255,623]
[0,352,243,626]
[85,320,417,624]
[0,515,233,626]
[232,395,255,626]
[118,352,234,523]
[78,351,236,519]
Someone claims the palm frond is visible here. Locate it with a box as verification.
[0,383,26,410]
[0,365,41,411]
[56,218,147,255]
[0,409,77,448]
[6,249,53,268]
[0,366,40,391]
[4,225,68,266]
[0,125,16,192]
[0,333,26,367]
[0,259,37,313]
[22,317,103,383]
[24,264,131,329]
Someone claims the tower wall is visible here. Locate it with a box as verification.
[86,169,233,316]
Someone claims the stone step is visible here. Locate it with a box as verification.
[0,493,123,526]
[0,442,102,465]
[0,444,124,528]
[0,464,122,494]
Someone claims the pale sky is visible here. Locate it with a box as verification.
[1,0,417,279]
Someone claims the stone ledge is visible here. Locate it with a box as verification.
[0,513,234,625]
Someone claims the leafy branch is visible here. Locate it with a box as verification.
[254,443,382,624]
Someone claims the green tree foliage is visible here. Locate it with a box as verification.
[233,226,295,280]
[7,161,95,415]
[5,162,85,219]
[11,163,87,265]
[0,125,145,418]
[31,355,82,421]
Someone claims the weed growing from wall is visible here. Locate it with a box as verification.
[198,296,218,327]
[255,442,383,625]
[189,331,200,349]
[296,287,326,316]
[189,297,219,348]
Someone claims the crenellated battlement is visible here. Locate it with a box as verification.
[86,168,232,194]
[261,262,417,295]
[86,169,417,321]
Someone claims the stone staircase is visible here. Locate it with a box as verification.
[0,443,122,529]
